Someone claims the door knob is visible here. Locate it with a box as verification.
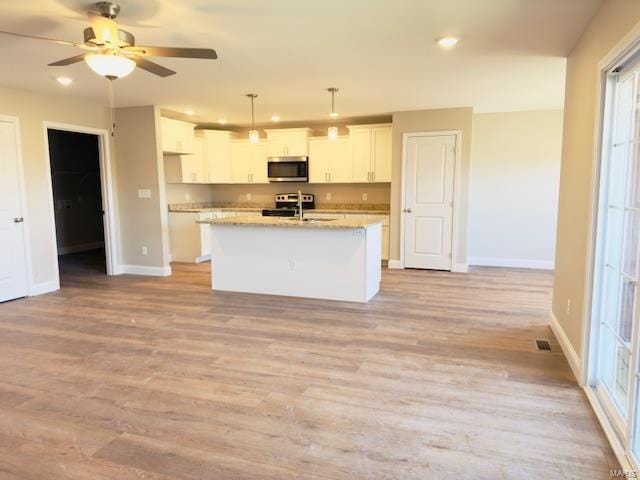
[13,217,24,223]
[404,208,412,213]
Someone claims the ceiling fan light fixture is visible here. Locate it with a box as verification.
[85,52,135,79]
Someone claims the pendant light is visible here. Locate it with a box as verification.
[327,87,339,140]
[246,93,259,143]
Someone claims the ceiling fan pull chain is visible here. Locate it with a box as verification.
[107,77,115,137]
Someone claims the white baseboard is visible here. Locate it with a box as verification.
[549,311,581,382]
[387,259,403,269]
[469,256,555,270]
[57,241,104,255]
[452,263,468,273]
[195,254,211,264]
[29,280,59,296]
[119,264,172,277]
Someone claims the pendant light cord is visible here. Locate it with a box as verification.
[331,89,335,115]
[251,95,255,130]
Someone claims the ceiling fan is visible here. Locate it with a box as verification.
[0,1,218,79]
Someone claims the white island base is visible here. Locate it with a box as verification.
[202,217,382,303]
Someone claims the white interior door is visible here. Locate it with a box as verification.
[0,120,28,302]
[403,134,456,270]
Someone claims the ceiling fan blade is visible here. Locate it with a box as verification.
[131,56,176,77]
[88,12,119,46]
[0,30,91,49]
[48,54,87,66]
[126,46,217,59]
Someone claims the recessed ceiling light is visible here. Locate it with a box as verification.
[437,36,460,48]
[184,110,195,116]
[56,76,73,86]
[271,115,280,122]
[218,118,227,125]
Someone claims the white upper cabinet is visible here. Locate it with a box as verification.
[164,134,206,184]
[230,139,268,184]
[265,128,311,157]
[161,117,196,155]
[347,124,392,183]
[200,130,237,184]
[308,137,352,183]
[371,126,392,182]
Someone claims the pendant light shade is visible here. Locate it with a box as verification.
[246,94,259,143]
[328,126,338,141]
[327,87,339,140]
[85,53,136,79]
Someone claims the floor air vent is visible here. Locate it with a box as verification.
[535,339,552,351]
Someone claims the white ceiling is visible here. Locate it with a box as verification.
[0,0,602,125]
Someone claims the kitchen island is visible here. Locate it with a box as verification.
[198,215,383,302]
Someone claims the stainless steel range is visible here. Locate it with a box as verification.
[261,193,315,217]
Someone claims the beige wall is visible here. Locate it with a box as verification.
[553,0,640,354]
[0,86,112,289]
[114,106,170,270]
[469,110,563,267]
[390,107,473,265]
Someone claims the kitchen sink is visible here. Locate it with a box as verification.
[285,217,337,222]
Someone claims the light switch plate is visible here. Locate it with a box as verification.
[362,193,368,201]
[138,189,152,199]
[246,193,252,201]
[326,193,332,201]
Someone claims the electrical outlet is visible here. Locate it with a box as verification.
[288,260,295,270]
[362,193,368,201]
[138,189,151,199]
[185,193,191,200]
[566,299,572,317]
[246,193,252,201]
[326,192,332,201]
[141,246,148,256]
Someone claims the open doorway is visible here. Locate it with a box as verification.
[47,128,106,281]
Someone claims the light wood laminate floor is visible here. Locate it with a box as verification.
[0,257,618,479]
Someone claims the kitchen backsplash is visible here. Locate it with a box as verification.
[166,182,391,206]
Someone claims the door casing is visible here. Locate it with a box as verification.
[0,114,32,297]
[42,122,118,282]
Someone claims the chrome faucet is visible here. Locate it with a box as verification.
[297,189,303,221]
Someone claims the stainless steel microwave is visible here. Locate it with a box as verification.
[267,156,308,182]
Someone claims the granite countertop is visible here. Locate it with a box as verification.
[197,215,383,230]
[169,202,390,215]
